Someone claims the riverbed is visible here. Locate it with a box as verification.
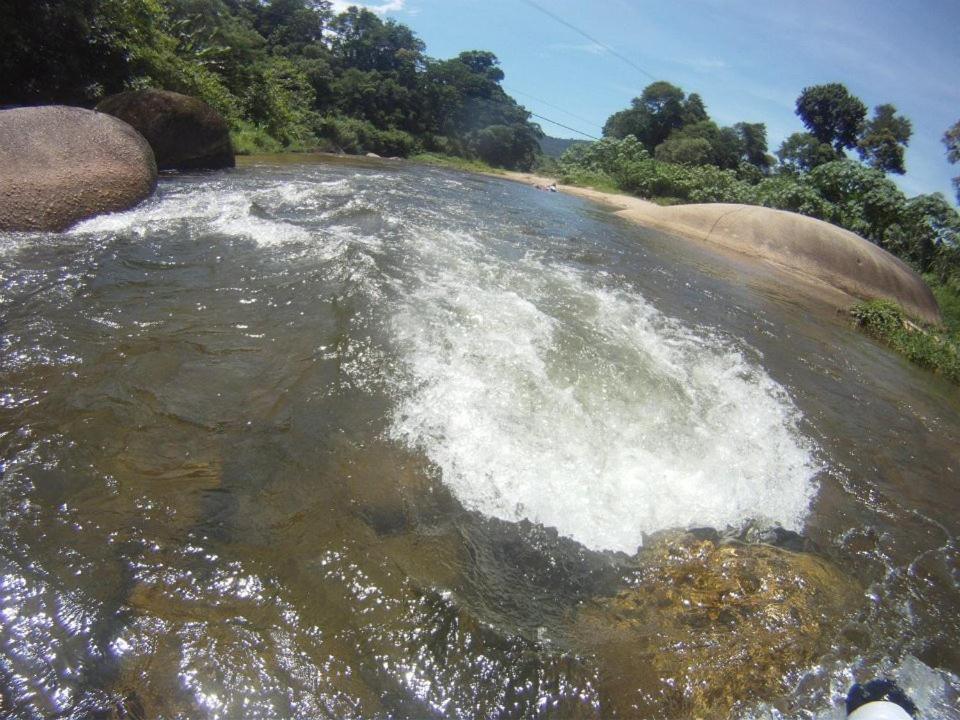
[1,156,958,718]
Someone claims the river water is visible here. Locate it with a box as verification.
[1,156,958,719]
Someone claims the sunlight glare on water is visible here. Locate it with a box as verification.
[2,159,958,719]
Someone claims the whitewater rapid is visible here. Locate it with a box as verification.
[386,229,820,553]
[69,167,822,554]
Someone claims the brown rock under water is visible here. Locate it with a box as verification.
[0,105,157,231]
[571,532,859,719]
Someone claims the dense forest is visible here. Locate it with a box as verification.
[0,0,544,168]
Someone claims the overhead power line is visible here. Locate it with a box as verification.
[505,87,604,130]
[527,112,599,140]
[519,0,657,82]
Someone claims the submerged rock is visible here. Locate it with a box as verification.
[571,531,859,718]
[97,89,234,171]
[0,105,157,231]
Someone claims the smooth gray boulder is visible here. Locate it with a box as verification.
[97,89,234,171]
[0,105,157,232]
[647,203,943,325]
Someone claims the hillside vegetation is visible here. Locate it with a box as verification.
[0,0,543,169]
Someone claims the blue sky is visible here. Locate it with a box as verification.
[344,0,960,202]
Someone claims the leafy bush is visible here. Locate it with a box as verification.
[927,276,960,336]
[852,300,960,383]
[317,116,420,156]
[807,160,905,241]
[231,121,283,155]
[244,57,318,146]
[683,165,754,203]
[558,168,620,193]
[559,135,649,176]
[753,175,835,218]
[132,40,243,122]
[411,152,505,174]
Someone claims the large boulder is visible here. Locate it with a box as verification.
[647,203,943,325]
[0,105,157,232]
[97,89,235,171]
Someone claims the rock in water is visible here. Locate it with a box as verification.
[97,89,235,171]
[570,532,860,718]
[0,105,157,232]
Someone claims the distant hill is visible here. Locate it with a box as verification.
[538,135,589,158]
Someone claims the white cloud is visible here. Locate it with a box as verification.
[329,0,405,15]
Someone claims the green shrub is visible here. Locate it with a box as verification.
[753,175,835,219]
[531,153,560,175]
[558,135,649,176]
[558,168,620,193]
[230,121,283,155]
[244,57,318,147]
[852,299,960,383]
[851,299,907,336]
[927,276,960,336]
[131,43,242,123]
[411,152,504,174]
[317,116,420,157]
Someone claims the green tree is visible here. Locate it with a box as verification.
[244,55,316,144]
[654,136,713,166]
[250,0,331,52]
[735,122,772,170]
[468,124,539,169]
[884,193,960,274]
[795,83,867,153]
[681,93,708,125]
[0,0,164,105]
[418,50,541,167]
[328,7,424,75]
[655,120,742,169]
[455,50,505,82]
[603,81,689,152]
[807,159,906,243]
[944,120,960,204]
[857,104,912,174]
[776,132,838,173]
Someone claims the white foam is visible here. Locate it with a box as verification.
[69,181,337,246]
[388,229,821,554]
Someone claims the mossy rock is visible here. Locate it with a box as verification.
[571,532,859,718]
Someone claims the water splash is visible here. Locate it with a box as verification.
[389,229,821,553]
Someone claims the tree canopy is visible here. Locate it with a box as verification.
[944,120,960,204]
[795,83,867,153]
[603,81,771,172]
[857,104,912,175]
[603,81,707,153]
[0,0,542,169]
[776,132,837,173]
